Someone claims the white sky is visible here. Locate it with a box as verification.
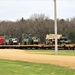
[0,0,75,21]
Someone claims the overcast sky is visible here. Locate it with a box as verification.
[0,0,75,21]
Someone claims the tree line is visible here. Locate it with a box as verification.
[0,14,75,43]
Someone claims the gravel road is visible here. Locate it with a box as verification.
[0,49,75,68]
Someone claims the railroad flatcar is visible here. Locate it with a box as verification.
[0,34,74,50]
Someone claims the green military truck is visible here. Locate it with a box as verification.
[4,35,18,45]
[22,34,40,45]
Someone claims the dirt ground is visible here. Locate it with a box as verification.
[0,49,75,69]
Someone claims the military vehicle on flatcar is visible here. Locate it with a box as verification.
[22,34,40,45]
[46,34,71,45]
[4,35,18,45]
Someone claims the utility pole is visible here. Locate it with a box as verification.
[54,0,58,55]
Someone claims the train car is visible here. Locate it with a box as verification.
[0,34,74,50]
[0,36,4,45]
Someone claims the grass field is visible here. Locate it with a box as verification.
[0,59,75,75]
[25,50,75,56]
